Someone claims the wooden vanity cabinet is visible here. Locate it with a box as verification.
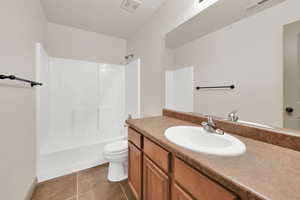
[143,138,170,173]
[172,184,193,200]
[174,158,238,200]
[143,156,170,200]
[128,142,142,200]
[128,127,239,200]
[128,127,142,148]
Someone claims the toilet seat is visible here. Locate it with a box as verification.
[104,141,128,155]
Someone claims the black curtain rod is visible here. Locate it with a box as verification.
[196,85,235,90]
[0,74,42,87]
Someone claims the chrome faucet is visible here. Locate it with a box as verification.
[228,110,239,122]
[201,116,224,135]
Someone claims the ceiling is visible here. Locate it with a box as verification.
[41,0,168,39]
[166,0,287,49]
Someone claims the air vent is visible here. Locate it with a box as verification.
[246,0,270,11]
[121,0,142,13]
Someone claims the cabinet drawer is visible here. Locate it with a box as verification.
[144,138,170,173]
[128,128,142,148]
[174,158,238,200]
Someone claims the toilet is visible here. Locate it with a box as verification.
[103,140,128,182]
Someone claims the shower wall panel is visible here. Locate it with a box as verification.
[42,58,125,154]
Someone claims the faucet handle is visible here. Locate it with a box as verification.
[201,121,208,127]
[229,110,238,114]
[207,115,214,124]
[206,116,216,128]
[228,110,239,122]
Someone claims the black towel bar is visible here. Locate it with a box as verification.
[0,74,42,87]
[195,85,235,90]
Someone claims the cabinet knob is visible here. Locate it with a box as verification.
[286,107,294,114]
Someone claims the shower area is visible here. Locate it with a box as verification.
[36,44,140,182]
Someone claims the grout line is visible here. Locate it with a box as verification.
[119,183,129,200]
[65,196,76,200]
[65,196,77,200]
[76,172,79,200]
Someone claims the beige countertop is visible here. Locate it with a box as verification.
[127,116,300,200]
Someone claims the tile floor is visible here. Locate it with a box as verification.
[32,164,135,200]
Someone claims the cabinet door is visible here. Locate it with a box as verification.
[143,156,169,200]
[172,184,193,200]
[128,142,142,200]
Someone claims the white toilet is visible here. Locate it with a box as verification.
[103,140,128,182]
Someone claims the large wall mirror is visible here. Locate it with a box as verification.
[164,0,300,131]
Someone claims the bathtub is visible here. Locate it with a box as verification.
[37,136,126,182]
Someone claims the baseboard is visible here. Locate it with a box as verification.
[24,177,37,200]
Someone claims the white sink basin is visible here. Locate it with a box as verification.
[165,126,246,156]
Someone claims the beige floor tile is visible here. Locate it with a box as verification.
[119,181,136,200]
[77,164,109,194]
[31,173,77,200]
[78,182,126,200]
[32,164,133,200]
[65,197,77,200]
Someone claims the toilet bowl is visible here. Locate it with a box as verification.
[103,140,128,182]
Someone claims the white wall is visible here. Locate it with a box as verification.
[0,0,47,199]
[174,0,300,127]
[47,23,127,64]
[127,0,212,117]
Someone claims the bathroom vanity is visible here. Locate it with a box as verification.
[126,109,300,200]
[128,128,237,200]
